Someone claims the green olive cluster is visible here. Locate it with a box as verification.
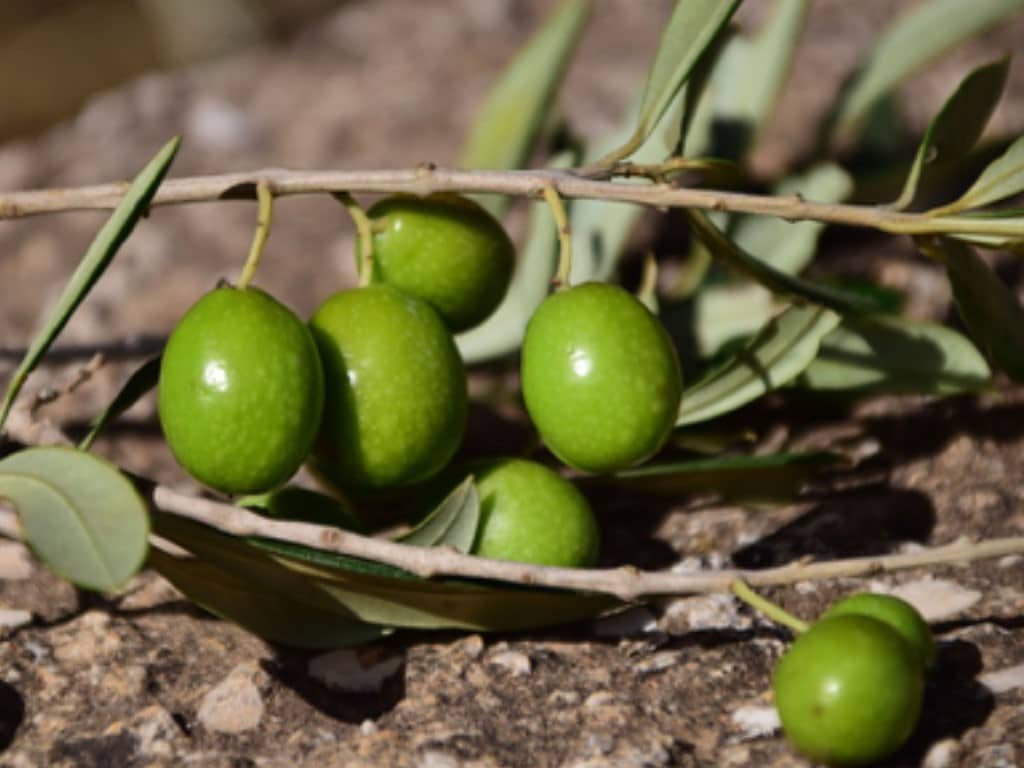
[774,592,936,766]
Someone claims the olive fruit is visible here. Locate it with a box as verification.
[158,286,324,495]
[520,282,683,473]
[824,592,935,670]
[309,283,467,493]
[367,193,515,332]
[469,458,599,567]
[773,615,924,766]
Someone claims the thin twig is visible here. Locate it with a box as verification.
[0,166,1021,240]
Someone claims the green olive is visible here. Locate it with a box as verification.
[520,282,683,473]
[824,592,936,669]
[308,283,467,493]
[773,615,924,766]
[367,193,515,332]
[158,286,324,495]
[467,458,599,567]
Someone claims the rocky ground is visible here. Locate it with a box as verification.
[0,1,1023,766]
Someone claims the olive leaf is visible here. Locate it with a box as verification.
[460,0,589,216]
[150,548,389,649]
[395,476,479,553]
[798,316,991,394]
[238,486,366,533]
[79,354,161,450]
[676,303,841,427]
[154,511,620,633]
[831,0,1024,140]
[685,210,880,314]
[920,236,1024,381]
[937,134,1024,215]
[0,447,148,592]
[598,451,842,501]
[892,57,1009,211]
[0,137,180,433]
[601,0,741,163]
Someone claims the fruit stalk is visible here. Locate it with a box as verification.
[237,180,274,290]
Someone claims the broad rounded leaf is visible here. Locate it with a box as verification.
[0,447,149,591]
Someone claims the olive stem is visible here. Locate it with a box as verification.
[236,180,274,291]
[636,252,659,312]
[1,166,1022,244]
[334,192,376,287]
[730,579,810,635]
[543,184,574,291]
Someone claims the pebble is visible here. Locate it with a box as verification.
[53,611,121,666]
[923,738,962,768]
[0,608,32,632]
[979,663,1024,695]
[590,606,658,638]
[197,662,264,734]
[307,649,403,693]
[360,719,378,736]
[487,650,532,677]
[631,651,680,675]
[0,541,33,580]
[730,704,780,739]
[584,691,617,709]
[888,578,982,621]
[416,750,460,768]
[661,593,750,632]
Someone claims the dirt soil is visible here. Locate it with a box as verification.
[1,1,1023,766]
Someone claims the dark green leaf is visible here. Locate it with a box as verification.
[0,447,148,591]
[79,355,161,450]
[154,511,620,633]
[602,0,741,163]
[892,58,1009,211]
[922,236,1024,381]
[940,134,1024,214]
[150,548,388,649]
[832,0,1024,139]
[396,477,479,553]
[0,138,180,433]
[598,451,842,500]
[685,210,880,314]
[677,303,841,426]
[799,316,991,394]
[238,486,365,533]
[460,0,589,215]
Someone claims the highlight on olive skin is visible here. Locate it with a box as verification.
[158,285,324,496]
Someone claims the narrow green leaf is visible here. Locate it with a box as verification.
[461,0,589,215]
[598,451,841,500]
[154,512,620,633]
[892,58,1009,211]
[685,211,879,314]
[0,137,181,432]
[396,477,479,553]
[238,486,365,533]
[941,134,1024,214]
[150,548,388,649]
[602,0,741,163]
[799,316,991,394]
[79,354,161,450]
[832,0,1024,138]
[922,236,1024,381]
[676,303,841,427]
[456,152,573,364]
[0,447,148,591]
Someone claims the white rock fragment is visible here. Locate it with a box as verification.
[591,606,658,638]
[416,750,460,768]
[662,593,750,632]
[979,663,1024,695]
[307,649,403,693]
[731,704,781,739]
[923,738,961,768]
[197,663,264,734]
[889,578,982,621]
[487,650,532,677]
[0,541,33,581]
[0,609,32,631]
[130,705,181,756]
[360,719,378,736]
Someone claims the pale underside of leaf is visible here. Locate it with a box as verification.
[941,134,1024,214]
[0,447,149,592]
[676,303,841,427]
[396,477,479,553]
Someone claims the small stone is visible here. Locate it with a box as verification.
[998,555,1022,568]
[0,541,33,580]
[0,608,32,631]
[53,611,121,666]
[661,593,750,633]
[308,649,403,693]
[487,650,531,676]
[889,578,982,621]
[197,662,264,734]
[923,738,961,768]
[731,704,781,739]
[547,690,581,707]
[118,573,181,610]
[979,663,1024,695]
[584,691,617,709]
[454,633,484,660]
[632,651,680,675]
[128,705,181,756]
[416,750,460,768]
[360,719,378,736]
[590,606,658,638]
